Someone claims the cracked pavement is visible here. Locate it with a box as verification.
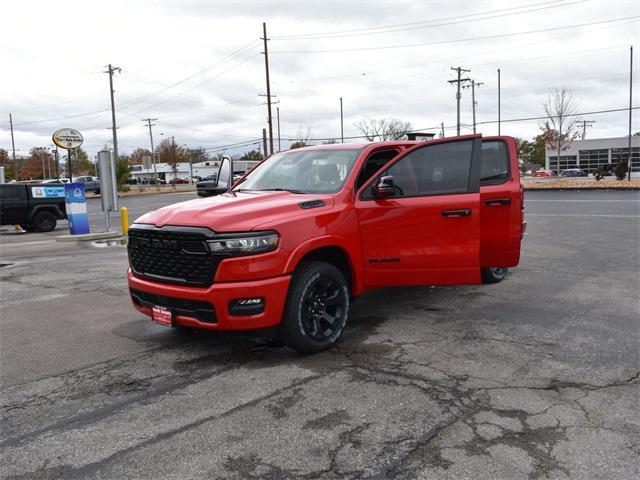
[1,190,639,479]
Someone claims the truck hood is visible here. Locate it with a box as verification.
[134,190,335,232]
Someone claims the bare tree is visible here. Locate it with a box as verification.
[354,118,412,141]
[290,127,313,149]
[541,88,580,170]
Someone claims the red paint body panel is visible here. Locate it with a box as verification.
[129,270,291,330]
[127,136,523,331]
[479,137,523,267]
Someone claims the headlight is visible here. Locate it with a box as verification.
[207,231,279,255]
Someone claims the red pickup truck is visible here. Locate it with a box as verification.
[128,135,525,352]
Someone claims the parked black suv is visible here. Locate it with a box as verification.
[0,183,67,232]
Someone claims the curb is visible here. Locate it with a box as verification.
[56,231,123,242]
[86,188,196,199]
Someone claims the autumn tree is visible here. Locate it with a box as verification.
[541,88,580,170]
[128,148,152,165]
[185,147,208,164]
[354,118,412,141]
[157,138,187,175]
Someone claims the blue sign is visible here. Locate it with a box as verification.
[31,186,65,198]
[64,183,90,235]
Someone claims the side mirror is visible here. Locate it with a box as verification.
[209,186,229,196]
[216,155,233,192]
[371,175,396,199]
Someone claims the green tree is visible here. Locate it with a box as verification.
[71,147,94,176]
[0,148,16,180]
[239,149,263,160]
[116,159,131,190]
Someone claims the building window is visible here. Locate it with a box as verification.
[611,147,640,173]
[548,155,577,172]
[578,149,609,174]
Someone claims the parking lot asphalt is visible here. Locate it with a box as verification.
[1,190,638,479]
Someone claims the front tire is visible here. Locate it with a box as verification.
[280,261,349,353]
[481,267,508,284]
[32,211,57,232]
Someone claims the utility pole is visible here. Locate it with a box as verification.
[142,118,158,182]
[340,97,344,143]
[9,113,17,179]
[448,66,471,136]
[441,122,445,138]
[38,148,46,180]
[463,80,484,134]
[105,64,121,177]
[276,106,281,152]
[579,120,595,140]
[497,68,501,135]
[53,146,60,180]
[628,45,634,182]
[261,23,274,156]
[171,135,176,180]
[262,128,268,158]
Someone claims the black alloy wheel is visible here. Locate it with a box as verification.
[280,261,349,353]
[301,276,345,342]
[33,211,57,232]
[481,267,508,284]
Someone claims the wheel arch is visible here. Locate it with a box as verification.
[285,238,363,296]
[28,205,65,222]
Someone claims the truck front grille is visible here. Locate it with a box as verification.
[128,225,222,287]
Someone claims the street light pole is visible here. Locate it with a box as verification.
[340,97,344,143]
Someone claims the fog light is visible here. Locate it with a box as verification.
[229,298,265,316]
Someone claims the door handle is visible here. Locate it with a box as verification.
[441,208,472,217]
[485,197,511,206]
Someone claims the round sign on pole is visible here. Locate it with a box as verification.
[52,128,83,150]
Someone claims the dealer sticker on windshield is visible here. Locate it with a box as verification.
[151,306,173,327]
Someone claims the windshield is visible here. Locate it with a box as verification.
[235,148,362,194]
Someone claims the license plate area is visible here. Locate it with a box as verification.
[152,305,173,327]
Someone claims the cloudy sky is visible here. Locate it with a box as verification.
[1,0,638,160]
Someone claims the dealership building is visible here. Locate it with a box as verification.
[129,159,260,182]
[545,136,640,174]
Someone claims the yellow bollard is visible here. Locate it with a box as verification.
[120,207,129,236]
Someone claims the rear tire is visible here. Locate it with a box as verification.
[32,211,57,232]
[280,261,349,354]
[481,267,508,284]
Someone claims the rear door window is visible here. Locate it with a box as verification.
[480,141,509,185]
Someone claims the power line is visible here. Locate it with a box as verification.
[124,53,259,117]
[273,0,585,40]
[117,39,260,110]
[273,1,568,40]
[271,16,639,54]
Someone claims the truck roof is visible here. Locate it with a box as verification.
[284,141,421,152]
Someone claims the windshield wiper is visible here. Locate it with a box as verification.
[250,188,308,194]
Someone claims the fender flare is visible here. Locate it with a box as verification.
[284,235,364,296]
